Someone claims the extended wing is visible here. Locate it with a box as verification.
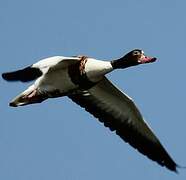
[68,77,177,172]
[2,56,80,82]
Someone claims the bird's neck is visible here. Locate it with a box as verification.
[111,57,138,69]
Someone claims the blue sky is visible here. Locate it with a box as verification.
[1,0,186,179]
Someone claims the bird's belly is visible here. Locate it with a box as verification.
[36,68,78,96]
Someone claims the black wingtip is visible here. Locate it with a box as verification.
[2,73,7,80]
[2,72,16,81]
[173,165,179,174]
[174,164,186,174]
[163,159,179,173]
[2,67,43,82]
[168,162,186,174]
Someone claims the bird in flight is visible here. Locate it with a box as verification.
[2,49,178,172]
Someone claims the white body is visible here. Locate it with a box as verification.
[10,56,114,106]
[34,57,113,95]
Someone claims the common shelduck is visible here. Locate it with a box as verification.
[2,49,178,172]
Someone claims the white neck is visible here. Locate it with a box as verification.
[84,58,113,82]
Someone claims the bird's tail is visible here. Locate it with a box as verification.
[9,85,47,107]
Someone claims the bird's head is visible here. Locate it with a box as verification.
[125,49,157,64]
[111,49,157,69]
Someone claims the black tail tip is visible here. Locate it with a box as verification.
[2,73,8,80]
[9,102,18,107]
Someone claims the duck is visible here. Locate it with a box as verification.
[2,49,178,172]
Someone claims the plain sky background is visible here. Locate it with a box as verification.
[0,0,186,179]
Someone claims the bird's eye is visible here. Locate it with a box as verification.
[133,51,140,56]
